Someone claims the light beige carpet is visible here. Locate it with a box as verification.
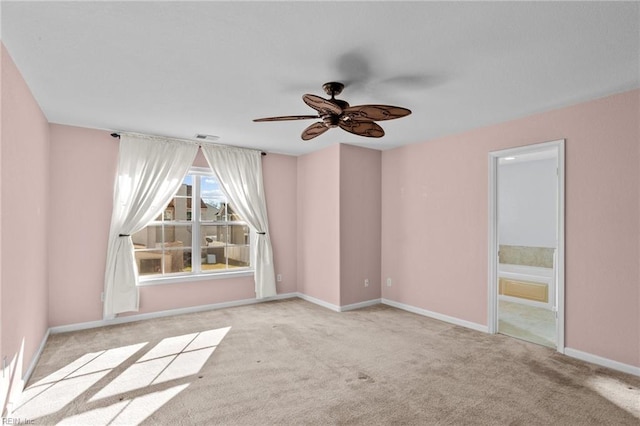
[13,299,640,425]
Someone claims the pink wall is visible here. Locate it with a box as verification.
[339,144,382,305]
[296,144,341,305]
[47,125,299,326]
[381,89,640,367]
[1,44,50,384]
[47,125,118,325]
[296,144,382,307]
[262,153,298,295]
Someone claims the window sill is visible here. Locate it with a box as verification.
[137,269,254,286]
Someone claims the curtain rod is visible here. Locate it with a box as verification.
[110,132,267,156]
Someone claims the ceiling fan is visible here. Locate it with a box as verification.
[253,82,411,141]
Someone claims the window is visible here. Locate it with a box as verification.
[132,167,251,281]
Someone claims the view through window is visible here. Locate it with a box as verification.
[132,169,251,279]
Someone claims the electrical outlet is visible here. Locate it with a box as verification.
[277,274,282,282]
[386,278,392,287]
[364,279,369,287]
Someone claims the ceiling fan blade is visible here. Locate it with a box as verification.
[301,122,329,141]
[338,120,385,138]
[303,94,342,115]
[342,105,411,121]
[253,115,319,122]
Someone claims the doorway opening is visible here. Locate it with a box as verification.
[488,140,565,352]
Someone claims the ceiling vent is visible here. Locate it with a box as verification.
[194,134,220,141]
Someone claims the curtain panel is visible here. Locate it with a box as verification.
[200,145,277,299]
[103,134,199,319]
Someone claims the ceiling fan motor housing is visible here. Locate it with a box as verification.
[322,81,344,97]
[323,82,350,110]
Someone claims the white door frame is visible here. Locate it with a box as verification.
[487,139,565,353]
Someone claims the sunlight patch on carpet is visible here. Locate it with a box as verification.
[90,326,230,401]
[13,326,230,424]
[57,384,189,425]
[587,376,640,419]
[13,343,147,419]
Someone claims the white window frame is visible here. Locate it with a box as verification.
[137,167,253,286]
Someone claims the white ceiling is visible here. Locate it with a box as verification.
[1,1,638,156]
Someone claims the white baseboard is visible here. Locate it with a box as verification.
[50,292,378,336]
[564,348,640,377]
[23,328,50,384]
[340,298,381,312]
[296,293,341,312]
[5,327,50,414]
[38,293,640,380]
[49,292,298,334]
[381,298,489,333]
[295,293,381,312]
[381,297,639,377]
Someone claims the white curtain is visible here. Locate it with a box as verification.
[200,145,277,299]
[103,134,199,319]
